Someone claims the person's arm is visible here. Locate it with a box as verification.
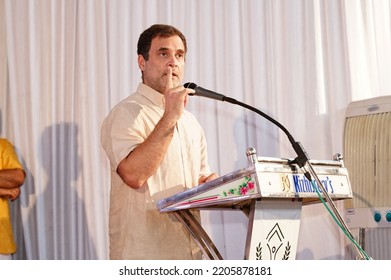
[0,187,21,201]
[0,168,25,201]
[198,173,219,185]
[0,168,25,189]
[117,67,194,189]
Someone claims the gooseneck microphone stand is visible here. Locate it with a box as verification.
[185,82,369,260]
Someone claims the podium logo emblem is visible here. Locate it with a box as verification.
[255,223,291,260]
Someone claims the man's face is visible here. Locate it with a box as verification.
[138,35,186,94]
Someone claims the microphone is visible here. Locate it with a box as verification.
[183,81,304,166]
[184,82,235,102]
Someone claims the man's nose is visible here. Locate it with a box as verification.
[167,54,178,67]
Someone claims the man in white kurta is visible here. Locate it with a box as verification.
[101,24,217,260]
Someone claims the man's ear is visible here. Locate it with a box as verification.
[138,55,145,71]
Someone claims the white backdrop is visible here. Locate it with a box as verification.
[1,0,390,260]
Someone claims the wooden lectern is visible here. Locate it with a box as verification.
[157,148,353,260]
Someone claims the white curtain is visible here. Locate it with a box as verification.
[1,0,390,260]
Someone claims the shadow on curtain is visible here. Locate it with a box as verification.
[20,122,98,259]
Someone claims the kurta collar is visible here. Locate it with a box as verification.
[137,83,164,108]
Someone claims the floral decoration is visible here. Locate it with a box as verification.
[222,176,255,197]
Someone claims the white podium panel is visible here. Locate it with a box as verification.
[246,200,302,260]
